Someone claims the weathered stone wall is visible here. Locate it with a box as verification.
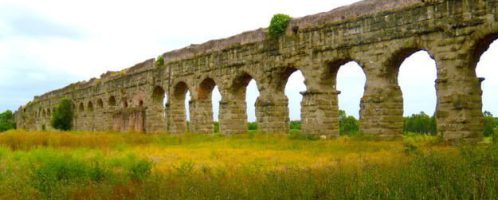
[15,0,498,142]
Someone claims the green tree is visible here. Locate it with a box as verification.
[289,121,301,130]
[268,14,292,39]
[403,112,436,135]
[51,98,74,131]
[339,110,359,135]
[0,110,16,132]
[483,111,495,137]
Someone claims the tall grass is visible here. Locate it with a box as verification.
[0,130,496,199]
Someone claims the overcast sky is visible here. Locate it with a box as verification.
[1,0,497,121]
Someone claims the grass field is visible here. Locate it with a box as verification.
[0,130,496,199]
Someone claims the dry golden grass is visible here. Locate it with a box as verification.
[0,130,494,199]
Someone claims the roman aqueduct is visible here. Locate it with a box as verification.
[15,0,498,141]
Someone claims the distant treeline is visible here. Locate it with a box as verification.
[218,110,498,136]
[0,110,16,132]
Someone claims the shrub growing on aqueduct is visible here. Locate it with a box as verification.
[51,98,74,131]
[268,14,292,38]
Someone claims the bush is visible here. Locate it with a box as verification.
[483,111,496,137]
[403,112,437,135]
[339,110,359,135]
[268,14,292,39]
[213,122,220,133]
[248,122,258,131]
[128,159,152,181]
[51,98,74,131]
[155,55,164,67]
[289,121,301,130]
[0,110,16,132]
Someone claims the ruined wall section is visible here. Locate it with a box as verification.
[16,59,165,133]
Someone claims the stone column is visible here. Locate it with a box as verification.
[219,94,247,134]
[145,104,167,133]
[104,106,116,131]
[435,50,483,142]
[189,99,213,134]
[301,90,340,137]
[256,89,289,133]
[360,61,404,138]
[167,99,187,134]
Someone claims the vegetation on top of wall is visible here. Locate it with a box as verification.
[51,98,74,131]
[0,110,16,132]
[268,14,292,39]
[155,55,165,67]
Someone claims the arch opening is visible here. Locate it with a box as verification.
[173,82,192,132]
[198,78,221,132]
[97,99,104,109]
[79,103,84,112]
[88,102,94,112]
[123,100,128,108]
[475,36,498,137]
[108,96,117,107]
[153,86,166,103]
[326,60,366,135]
[284,69,306,132]
[232,72,260,127]
[397,50,437,135]
[335,61,366,119]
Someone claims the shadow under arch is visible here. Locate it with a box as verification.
[87,101,94,112]
[108,96,117,107]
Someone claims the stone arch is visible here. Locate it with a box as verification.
[217,71,261,134]
[122,99,129,108]
[97,99,104,109]
[173,81,191,100]
[79,102,84,112]
[385,47,437,79]
[231,71,261,96]
[473,32,498,128]
[152,86,166,104]
[323,59,366,135]
[108,96,117,107]
[198,78,217,100]
[169,81,192,133]
[334,61,366,120]
[275,67,308,92]
[471,32,498,66]
[323,59,366,87]
[191,77,220,133]
[88,101,94,112]
[281,67,308,131]
[148,85,167,132]
[376,47,438,136]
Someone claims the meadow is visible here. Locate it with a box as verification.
[0,130,496,199]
